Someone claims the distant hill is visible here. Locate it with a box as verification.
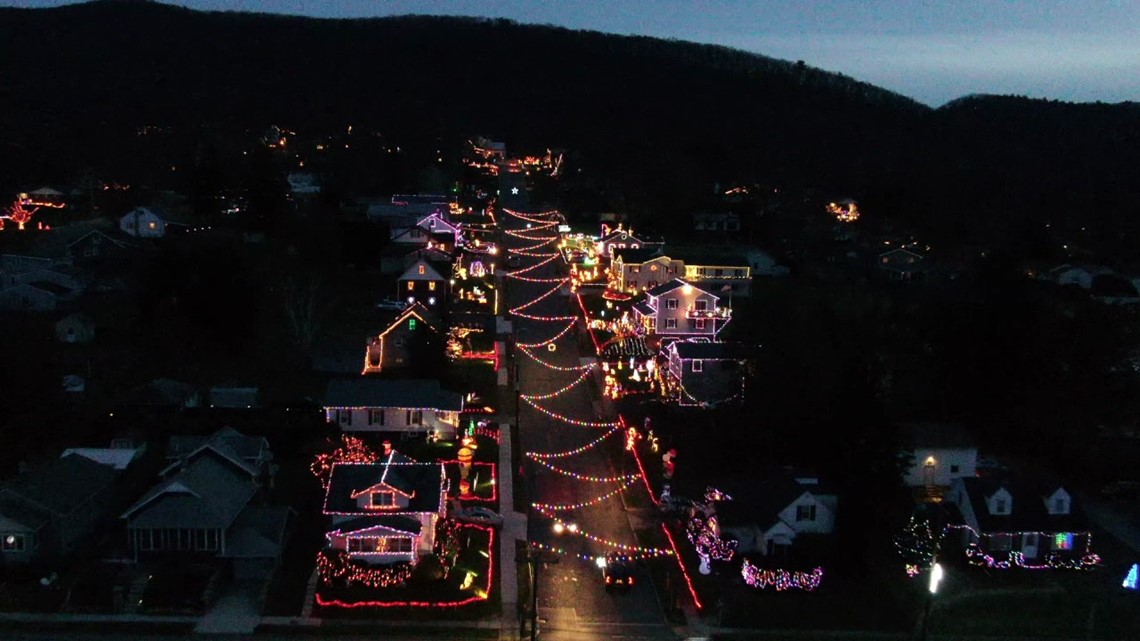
[1,0,1138,255]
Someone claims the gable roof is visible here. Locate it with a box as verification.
[632,300,655,317]
[613,247,666,264]
[164,426,268,478]
[879,247,924,260]
[380,303,441,337]
[208,386,260,408]
[956,476,1081,534]
[324,459,445,515]
[715,475,817,530]
[324,378,463,411]
[61,447,142,471]
[398,259,446,282]
[646,278,717,299]
[221,505,292,559]
[0,453,119,517]
[122,451,258,529]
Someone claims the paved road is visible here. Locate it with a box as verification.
[498,171,675,641]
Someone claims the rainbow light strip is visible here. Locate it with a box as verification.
[527,424,622,459]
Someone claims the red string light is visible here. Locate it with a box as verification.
[519,368,592,400]
[527,424,622,459]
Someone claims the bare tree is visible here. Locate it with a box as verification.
[281,275,324,352]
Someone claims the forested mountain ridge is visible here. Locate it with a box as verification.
[1,0,1138,257]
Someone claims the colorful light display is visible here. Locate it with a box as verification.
[518,345,593,371]
[741,560,824,591]
[530,476,638,511]
[519,369,592,400]
[527,424,622,459]
[311,435,379,489]
[529,456,639,483]
[517,319,577,347]
[522,396,620,428]
[317,549,413,588]
[661,523,703,610]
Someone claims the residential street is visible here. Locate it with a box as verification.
[499,172,676,640]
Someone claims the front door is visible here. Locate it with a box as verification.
[1022,533,1039,559]
[923,460,936,486]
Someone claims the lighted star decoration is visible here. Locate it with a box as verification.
[511,187,519,195]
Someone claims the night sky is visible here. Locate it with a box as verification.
[6,0,1139,106]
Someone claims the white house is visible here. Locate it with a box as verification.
[902,422,978,488]
[287,172,321,196]
[714,473,837,558]
[322,450,447,565]
[324,379,463,438]
[119,207,168,238]
[632,279,730,339]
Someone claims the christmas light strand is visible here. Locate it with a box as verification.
[535,509,674,556]
[519,368,592,400]
[527,424,622,459]
[506,254,559,277]
[517,319,577,347]
[519,345,594,371]
[741,560,824,591]
[529,456,639,483]
[530,476,638,511]
[509,279,568,313]
[528,540,664,563]
[511,248,560,258]
[522,396,620,428]
[511,238,557,254]
[502,208,563,224]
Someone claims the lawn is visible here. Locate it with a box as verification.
[315,523,497,619]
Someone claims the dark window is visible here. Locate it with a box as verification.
[666,298,678,310]
[692,360,703,372]
[796,504,817,522]
[368,409,384,426]
[950,465,960,474]
[371,491,396,507]
[2,534,25,551]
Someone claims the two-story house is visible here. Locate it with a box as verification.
[119,207,168,238]
[946,476,1095,568]
[610,248,681,294]
[397,259,449,312]
[632,279,730,339]
[664,340,753,407]
[878,247,926,283]
[323,379,464,438]
[364,303,441,374]
[322,450,448,565]
[596,226,662,258]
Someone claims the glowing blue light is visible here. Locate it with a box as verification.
[1125,563,1139,590]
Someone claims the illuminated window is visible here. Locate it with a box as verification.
[148,222,157,229]
[2,534,24,552]
[408,319,416,330]
[418,265,426,275]
[429,281,436,291]
[1053,533,1074,550]
[407,281,415,291]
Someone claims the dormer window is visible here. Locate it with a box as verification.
[1054,497,1067,513]
[418,265,426,275]
[370,491,397,508]
[994,498,1007,514]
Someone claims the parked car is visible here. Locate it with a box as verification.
[454,506,504,527]
[601,552,634,591]
[376,299,409,311]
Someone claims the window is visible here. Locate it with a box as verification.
[630,266,640,274]
[418,265,426,275]
[139,530,153,551]
[695,319,706,330]
[148,221,157,229]
[695,299,708,312]
[3,534,25,552]
[735,269,745,278]
[428,281,436,291]
[394,338,405,347]
[408,319,416,330]
[370,491,396,508]
[950,465,960,474]
[1053,532,1074,550]
[796,504,817,522]
[1054,497,1067,513]
[989,533,1012,551]
[406,409,423,425]
[337,409,351,425]
[994,499,1007,514]
[715,268,724,277]
[350,537,414,553]
[368,409,384,426]
[205,529,219,551]
[666,298,679,310]
[407,281,415,291]
[665,318,677,329]
[692,360,703,372]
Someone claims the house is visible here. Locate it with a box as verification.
[323,379,463,438]
[693,212,740,233]
[713,472,838,559]
[416,212,462,251]
[632,279,730,339]
[118,378,201,409]
[55,312,95,343]
[902,422,978,490]
[164,427,273,481]
[397,259,449,311]
[367,195,454,245]
[878,248,926,282]
[121,428,289,578]
[68,229,135,269]
[1049,264,1113,290]
[287,172,321,196]
[742,248,790,278]
[682,257,752,298]
[62,440,146,471]
[596,226,660,258]
[364,303,441,374]
[610,249,678,293]
[945,476,1095,568]
[322,450,448,565]
[379,244,453,276]
[0,281,76,311]
[664,341,752,407]
[0,454,120,564]
[119,207,168,238]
